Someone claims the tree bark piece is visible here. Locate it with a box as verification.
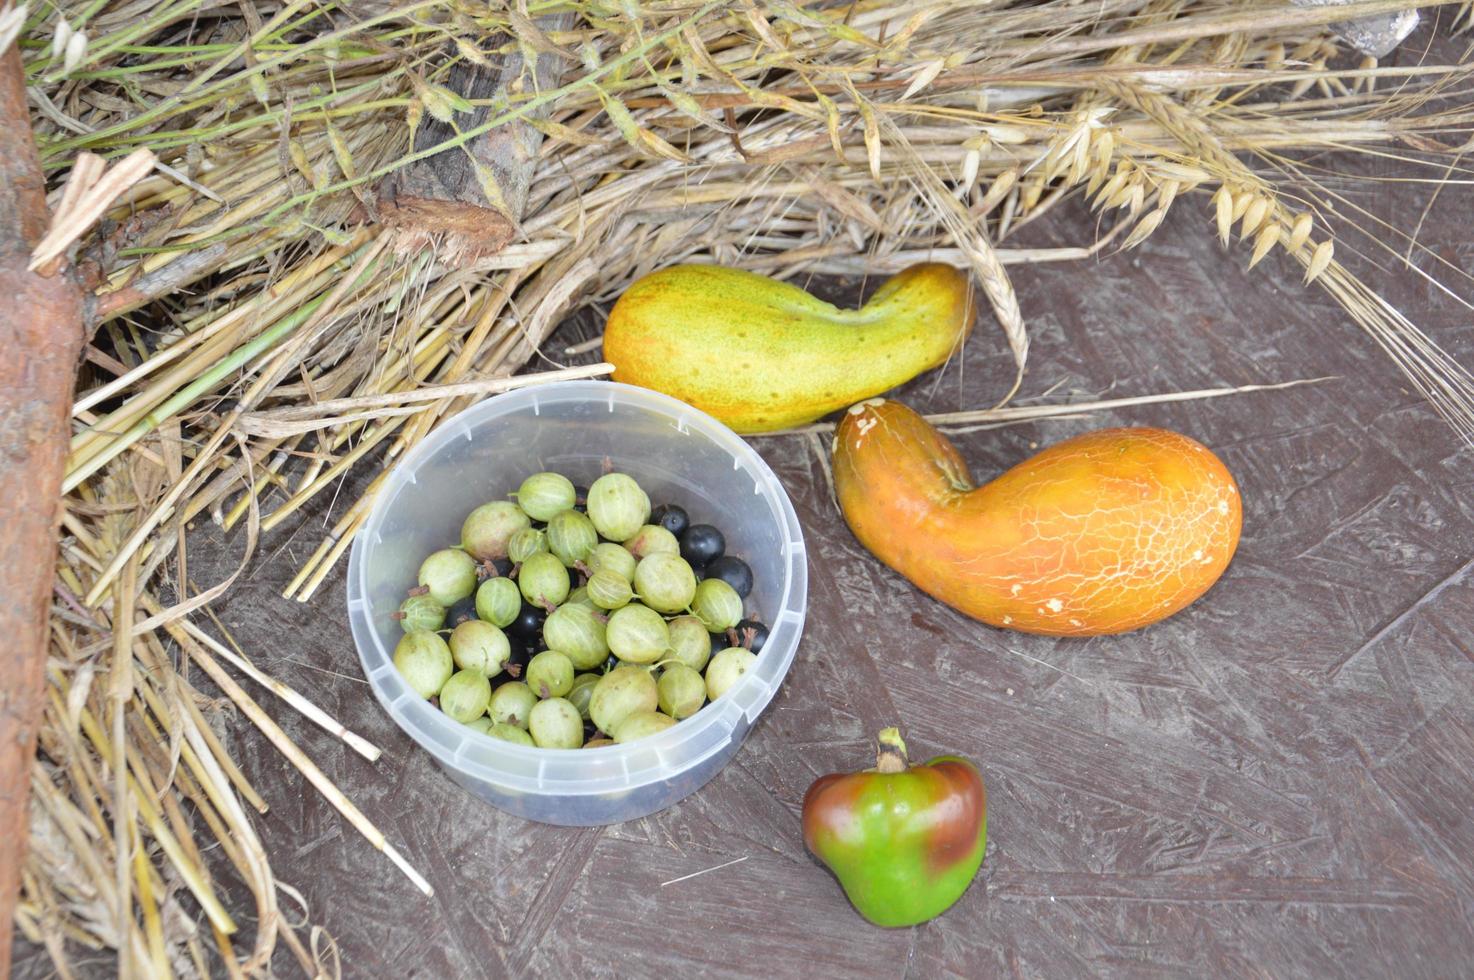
[377,15,572,264]
[0,47,88,977]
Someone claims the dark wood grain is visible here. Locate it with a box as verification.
[16,48,1474,980]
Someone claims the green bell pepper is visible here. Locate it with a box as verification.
[801,728,987,927]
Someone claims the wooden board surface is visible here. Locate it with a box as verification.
[15,113,1474,980]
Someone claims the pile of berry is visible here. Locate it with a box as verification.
[390,470,768,748]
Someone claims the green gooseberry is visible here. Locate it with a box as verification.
[488,722,534,746]
[394,631,453,699]
[529,698,584,749]
[542,603,608,670]
[612,710,677,744]
[566,672,600,720]
[439,668,492,724]
[692,577,743,632]
[583,737,616,749]
[461,501,530,560]
[474,576,521,628]
[622,524,679,559]
[526,650,574,699]
[547,509,599,568]
[589,666,658,735]
[564,586,594,610]
[518,551,570,608]
[587,569,633,610]
[463,716,495,735]
[488,681,537,730]
[449,620,510,676]
[586,473,650,542]
[657,665,707,720]
[417,548,478,606]
[706,647,757,700]
[633,553,697,615]
[507,527,548,565]
[515,472,576,522]
[587,542,637,581]
[666,616,712,673]
[396,593,445,633]
[606,604,670,665]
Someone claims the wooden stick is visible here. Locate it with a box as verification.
[377,13,573,264]
[92,242,230,322]
[0,47,88,979]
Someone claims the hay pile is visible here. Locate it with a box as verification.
[10,0,1473,975]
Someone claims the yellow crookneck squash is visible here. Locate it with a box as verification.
[604,263,976,433]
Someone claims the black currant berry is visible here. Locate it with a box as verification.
[735,618,769,654]
[445,596,478,625]
[508,603,547,637]
[651,503,690,538]
[703,555,752,598]
[680,524,724,568]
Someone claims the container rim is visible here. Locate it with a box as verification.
[347,380,807,798]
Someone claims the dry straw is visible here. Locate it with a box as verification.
[13,0,1474,975]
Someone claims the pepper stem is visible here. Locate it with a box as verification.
[875,727,908,773]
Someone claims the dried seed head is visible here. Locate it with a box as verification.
[961,148,981,191]
[1241,196,1270,237]
[979,168,1017,215]
[1090,128,1115,176]
[1126,181,1146,217]
[1066,133,1092,185]
[984,123,1029,145]
[1231,189,1254,223]
[1157,179,1181,212]
[63,30,87,73]
[1213,186,1234,246]
[1020,176,1045,212]
[51,17,72,60]
[1102,178,1133,212]
[1122,208,1167,251]
[1248,222,1281,270]
[1305,239,1335,284]
[1287,212,1314,252]
[1095,169,1129,210]
[1154,161,1210,190]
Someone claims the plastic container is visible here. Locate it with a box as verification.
[346,381,807,825]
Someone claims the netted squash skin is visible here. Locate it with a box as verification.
[832,399,1241,636]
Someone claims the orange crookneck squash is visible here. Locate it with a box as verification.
[832,399,1241,636]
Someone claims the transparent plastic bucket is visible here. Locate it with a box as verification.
[346,381,808,825]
